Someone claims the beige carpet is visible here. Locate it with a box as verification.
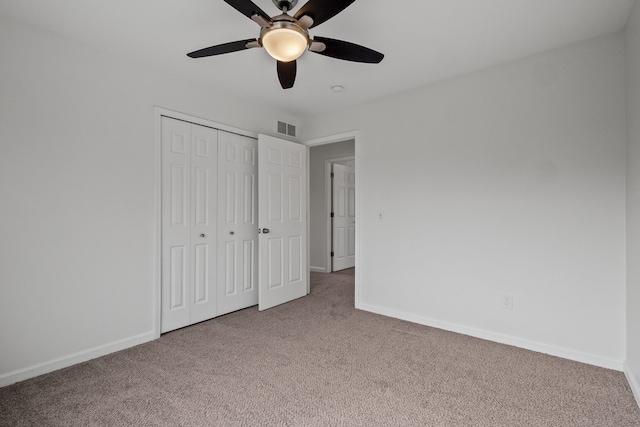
[1,269,639,426]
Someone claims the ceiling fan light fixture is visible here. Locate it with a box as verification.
[261,23,309,62]
[188,0,385,89]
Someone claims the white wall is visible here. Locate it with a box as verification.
[0,16,300,385]
[302,33,627,368]
[626,0,640,403]
[309,140,355,271]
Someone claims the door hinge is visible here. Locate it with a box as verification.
[330,212,334,218]
[331,251,334,257]
[330,172,334,178]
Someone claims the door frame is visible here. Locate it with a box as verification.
[304,131,361,308]
[153,107,258,339]
[324,156,355,273]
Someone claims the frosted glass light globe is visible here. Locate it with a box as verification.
[262,28,308,62]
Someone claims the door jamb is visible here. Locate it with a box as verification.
[303,131,361,308]
[153,107,258,339]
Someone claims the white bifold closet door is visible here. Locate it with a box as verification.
[161,117,218,333]
[161,117,259,333]
[217,131,259,316]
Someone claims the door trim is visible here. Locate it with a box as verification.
[153,107,258,339]
[303,131,361,309]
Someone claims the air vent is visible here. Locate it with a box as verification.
[277,120,297,137]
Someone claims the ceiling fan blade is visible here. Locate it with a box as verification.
[311,36,384,63]
[187,39,258,58]
[277,60,297,89]
[294,0,356,28]
[223,0,272,24]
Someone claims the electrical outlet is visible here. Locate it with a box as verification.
[378,211,384,221]
[501,293,513,310]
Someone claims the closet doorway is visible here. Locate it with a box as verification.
[160,116,258,333]
[155,109,308,335]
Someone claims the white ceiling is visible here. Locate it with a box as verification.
[0,0,634,118]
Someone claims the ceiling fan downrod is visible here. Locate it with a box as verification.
[273,0,298,13]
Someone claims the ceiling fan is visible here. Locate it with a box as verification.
[187,0,384,89]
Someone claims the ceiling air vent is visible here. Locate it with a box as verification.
[277,120,297,137]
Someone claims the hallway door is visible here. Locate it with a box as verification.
[332,162,355,271]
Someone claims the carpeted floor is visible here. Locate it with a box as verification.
[1,269,639,426]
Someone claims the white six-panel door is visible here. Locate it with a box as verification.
[258,134,308,311]
[332,162,356,271]
[217,131,259,316]
[161,117,218,333]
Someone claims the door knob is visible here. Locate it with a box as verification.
[262,228,270,234]
[230,231,235,235]
[200,234,206,238]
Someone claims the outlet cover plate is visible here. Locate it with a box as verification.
[501,293,513,310]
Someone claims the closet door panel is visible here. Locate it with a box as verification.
[217,131,259,316]
[189,124,218,324]
[161,118,192,333]
[162,118,218,332]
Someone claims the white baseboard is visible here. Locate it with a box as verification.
[358,302,623,371]
[624,362,640,408]
[0,331,156,387]
[310,266,327,273]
